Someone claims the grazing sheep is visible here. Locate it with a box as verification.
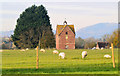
[82,51,87,59]
[35,48,37,50]
[59,52,65,59]
[104,54,111,58]
[26,48,29,50]
[21,49,25,51]
[53,50,59,54]
[101,47,104,50]
[110,47,112,49]
[40,49,45,52]
[0,50,3,52]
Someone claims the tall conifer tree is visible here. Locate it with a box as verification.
[12,5,55,49]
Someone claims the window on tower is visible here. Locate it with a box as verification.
[66,32,68,35]
[66,32,68,39]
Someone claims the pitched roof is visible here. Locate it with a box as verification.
[97,42,109,48]
[56,25,75,35]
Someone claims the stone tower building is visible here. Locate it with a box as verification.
[56,21,75,49]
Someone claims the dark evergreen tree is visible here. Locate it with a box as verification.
[12,5,55,49]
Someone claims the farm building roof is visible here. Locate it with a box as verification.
[56,25,75,35]
[96,42,109,48]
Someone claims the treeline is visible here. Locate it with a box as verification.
[75,37,97,49]
[75,29,119,49]
[0,37,16,49]
[102,29,119,48]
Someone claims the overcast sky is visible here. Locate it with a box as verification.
[0,0,118,31]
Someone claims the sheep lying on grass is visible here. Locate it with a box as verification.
[40,49,45,52]
[59,52,65,59]
[53,50,59,54]
[104,54,111,58]
[82,51,87,59]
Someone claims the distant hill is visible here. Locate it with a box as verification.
[0,23,118,39]
[76,23,118,39]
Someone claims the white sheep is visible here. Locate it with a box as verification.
[0,50,3,52]
[35,48,37,50]
[82,51,87,59]
[101,47,104,50]
[26,48,29,50]
[104,54,111,58]
[40,49,45,52]
[21,49,25,51]
[53,50,59,54]
[110,47,112,49]
[92,47,96,50]
[59,52,65,59]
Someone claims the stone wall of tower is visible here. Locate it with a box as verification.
[56,25,75,49]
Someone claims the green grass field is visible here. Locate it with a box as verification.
[2,49,118,74]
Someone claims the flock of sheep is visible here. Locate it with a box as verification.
[19,48,112,59]
[0,47,111,59]
[25,48,88,59]
[40,49,87,59]
[39,49,111,59]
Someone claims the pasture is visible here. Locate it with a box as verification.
[2,49,118,74]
